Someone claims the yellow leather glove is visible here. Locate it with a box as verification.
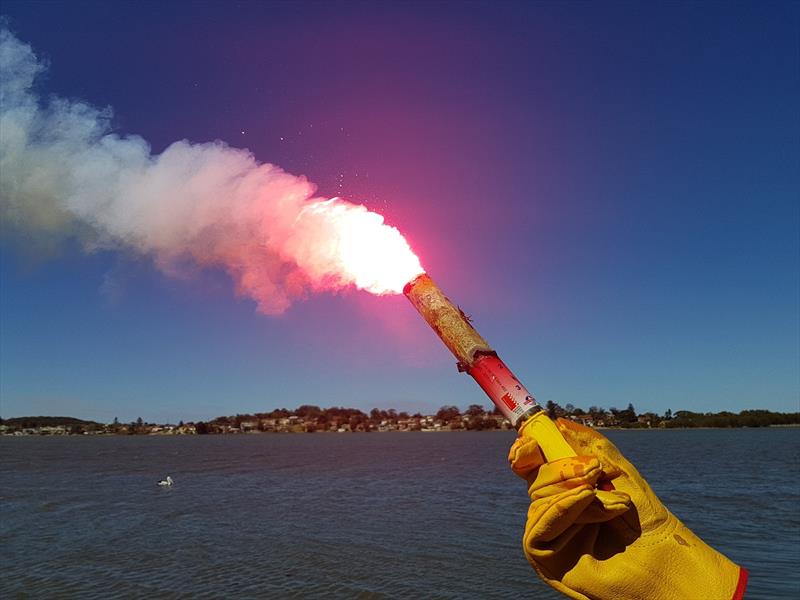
[508,418,748,600]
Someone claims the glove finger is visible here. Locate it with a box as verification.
[556,418,618,461]
[575,490,632,524]
[555,417,607,442]
[508,435,546,480]
[530,456,602,500]
[595,488,631,511]
[555,418,625,480]
[526,484,596,543]
[556,418,668,527]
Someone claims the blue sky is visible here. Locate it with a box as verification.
[1,1,798,422]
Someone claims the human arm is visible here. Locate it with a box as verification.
[509,418,748,600]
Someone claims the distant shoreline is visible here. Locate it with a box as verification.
[2,424,799,438]
[596,424,800,430]
[3,408,798,436]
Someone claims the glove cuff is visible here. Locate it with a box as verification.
[731,567,748,600]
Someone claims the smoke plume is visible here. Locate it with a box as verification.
[0,29,421,314]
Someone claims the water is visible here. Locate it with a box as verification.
[1,429,798,599]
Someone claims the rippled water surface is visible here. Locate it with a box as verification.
[1,429,798,599]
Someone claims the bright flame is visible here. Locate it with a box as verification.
[291,198,424,295]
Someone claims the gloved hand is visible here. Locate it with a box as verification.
[508,418,748,600]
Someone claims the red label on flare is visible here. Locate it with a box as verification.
[468,355,536,426]
[501,393,518,411]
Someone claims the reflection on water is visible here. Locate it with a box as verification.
[1,429,798,599]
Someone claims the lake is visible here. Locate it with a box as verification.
[1,429,798,599]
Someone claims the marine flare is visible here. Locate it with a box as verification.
[403,273,576,460]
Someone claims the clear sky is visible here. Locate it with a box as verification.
[1,1,798,423]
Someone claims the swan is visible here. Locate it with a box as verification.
[157,476,173,487]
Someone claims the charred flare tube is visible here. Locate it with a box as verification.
[403,273,575,461]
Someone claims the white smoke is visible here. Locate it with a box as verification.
[0,28,420,314]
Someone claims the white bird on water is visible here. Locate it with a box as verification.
[157,476,173,487]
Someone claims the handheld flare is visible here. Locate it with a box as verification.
[403,274,575,461]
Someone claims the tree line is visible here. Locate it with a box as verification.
[3,404,798,434]
[192,402,800,433]
[193,403,507,433]
[542,401,799,428]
